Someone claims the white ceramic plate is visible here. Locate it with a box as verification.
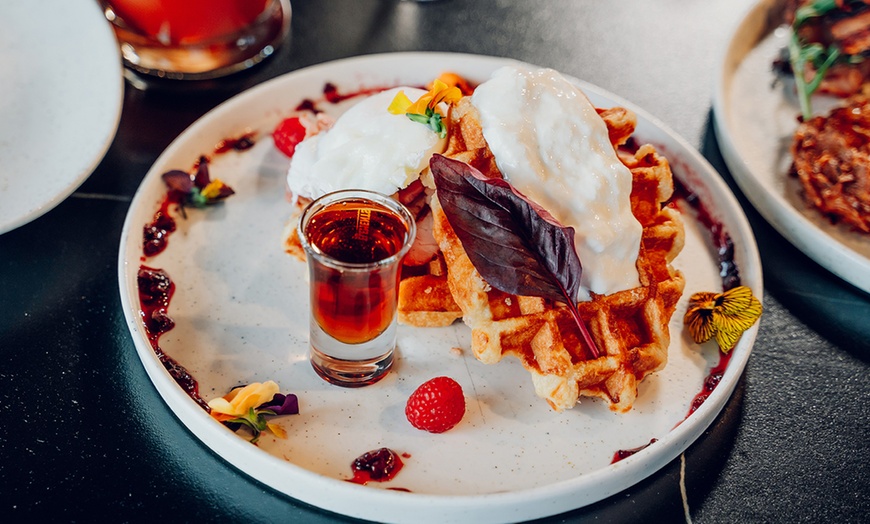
[713,0,870,293]
[0,0,123,234]
[118,53,762,523]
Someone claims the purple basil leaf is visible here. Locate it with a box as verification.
[260,393,300,416]
[431,154,582,302]
[161,170,193,193]
[431,154,600,359]
[193,156,211,189]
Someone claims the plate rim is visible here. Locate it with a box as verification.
[711,0,870,294]
[117,51,762,523]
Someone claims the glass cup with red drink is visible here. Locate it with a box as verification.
[99,0,290,80]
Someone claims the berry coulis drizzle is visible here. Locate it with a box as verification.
[214,131,257,154]
[612,155,741,463]
[295,82,423,114]
[671,174,739,420]
[671,177,741,291]
[136,131,259,411]
[347,448,407,486]
[142,193,181,258]
[141,132,257,260]
[137,266,209,411]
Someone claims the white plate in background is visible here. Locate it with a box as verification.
[0,0,123,234]
[713,0,870,293]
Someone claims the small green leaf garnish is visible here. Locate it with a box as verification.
[226,408,277,443]
[789,34,841,120]
[787,0,864,119]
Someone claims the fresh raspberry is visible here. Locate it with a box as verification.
[405,376,466,433]
[272,116,306,158]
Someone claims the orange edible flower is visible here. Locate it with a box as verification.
[394,78,462,115]
[388,79,462,138]
[433,72,475,95]
[684,286,762,352]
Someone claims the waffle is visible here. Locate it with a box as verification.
[430,98,686,412]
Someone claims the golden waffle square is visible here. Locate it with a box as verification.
[430,98,686,412]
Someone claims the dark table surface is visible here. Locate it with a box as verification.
[2,1,868,522]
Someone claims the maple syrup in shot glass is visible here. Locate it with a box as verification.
[297,190,416,387]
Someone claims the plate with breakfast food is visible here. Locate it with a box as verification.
[713,0,870,293]
[118,53,762,523]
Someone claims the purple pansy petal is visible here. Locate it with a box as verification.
[193,157,211,189]
[260,393,300,416]
[161,170,193,193]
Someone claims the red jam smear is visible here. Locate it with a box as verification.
[142,193,181,259]
[295,83,421,114]
[687,350,733,417]
[348,448,406,485]
[214,131,257,154]
[612,438,658,463]
[141,132,255,259]
[671,176,740,291]
[136,266,209,411]
[670,174,741,418]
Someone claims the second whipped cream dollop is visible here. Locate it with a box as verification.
[471,66,643,300]
[287,87,446,200]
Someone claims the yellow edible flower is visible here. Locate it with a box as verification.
[201,179,230,200]
[207,380,298,443]
[387,91,414,114]
[387,79,462,137]
[433,72,474,96]
[208,381,279,419]
[684,285,762,352]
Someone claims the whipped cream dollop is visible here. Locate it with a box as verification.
[471,66,642,299]
[287,87,446,200]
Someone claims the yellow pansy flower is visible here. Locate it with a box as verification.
[684,285,762,352]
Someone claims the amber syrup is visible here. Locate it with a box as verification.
[305,199,408,344]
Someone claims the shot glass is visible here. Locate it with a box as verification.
[99,0,290,80]
[297,190,416,387]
